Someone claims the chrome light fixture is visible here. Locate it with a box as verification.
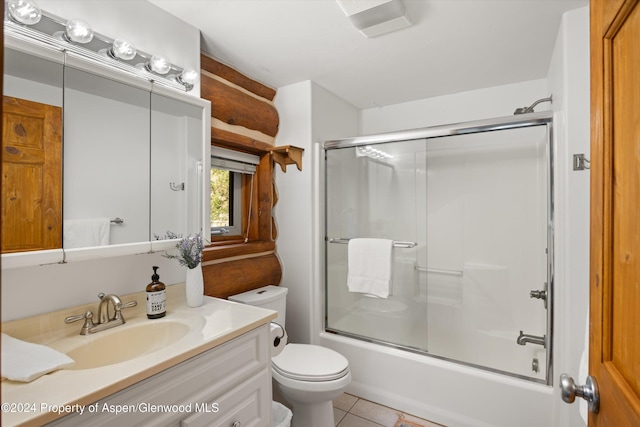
[64,18,94,43]
[147,54,172,75]
[108,39,137,60]
[4,6,198,92]
[7,0,42,25]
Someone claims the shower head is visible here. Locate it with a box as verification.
[513,95,553,115]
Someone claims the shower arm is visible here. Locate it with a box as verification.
[514,95,553,115]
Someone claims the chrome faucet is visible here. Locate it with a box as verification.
[517,330,546,348]
[65,293,137,335]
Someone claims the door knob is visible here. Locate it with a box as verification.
[559,373,599,413]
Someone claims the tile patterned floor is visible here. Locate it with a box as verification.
[332,393,445,427]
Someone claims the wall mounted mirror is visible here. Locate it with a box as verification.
[2,36,210,267]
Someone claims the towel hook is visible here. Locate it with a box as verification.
[169,182,185,191]
[573,154,590,171]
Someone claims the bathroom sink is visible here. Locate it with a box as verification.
[66,321,190,370]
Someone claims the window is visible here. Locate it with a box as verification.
[210,168,241,235]
[210,147,259,239]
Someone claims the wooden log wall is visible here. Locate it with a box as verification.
[199,54,283,299]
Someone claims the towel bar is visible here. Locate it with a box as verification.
[110,218,124,224]
[416,266,464,276]
[328,237,417,248]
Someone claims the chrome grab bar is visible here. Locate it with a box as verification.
[415,266,464,276]
[328,237,417,248]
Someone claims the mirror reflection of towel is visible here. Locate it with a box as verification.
[63,218,110,248]
[347,238,394,298]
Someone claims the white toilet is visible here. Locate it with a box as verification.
[229,285,351,427]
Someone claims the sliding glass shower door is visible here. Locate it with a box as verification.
[325,138,429,351]
[324,119,553,383]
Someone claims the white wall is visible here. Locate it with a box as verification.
[361,79,548,135]
[547,7,591,426]
[1,1,201,322]
[273,82,359,344]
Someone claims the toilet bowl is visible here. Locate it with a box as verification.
[272,344,350,426]
[229,286,351,427]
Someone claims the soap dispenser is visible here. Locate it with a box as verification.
[146,266,166,319]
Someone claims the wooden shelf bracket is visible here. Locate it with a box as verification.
[270,145,304,172]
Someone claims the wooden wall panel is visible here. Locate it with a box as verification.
[200,53,282,300]
[202,252,282,299]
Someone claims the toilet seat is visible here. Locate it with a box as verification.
[272,344,349,382]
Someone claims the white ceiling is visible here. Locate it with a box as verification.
[149,0,588,109]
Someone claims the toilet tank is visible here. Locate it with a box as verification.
[228,285,288,326]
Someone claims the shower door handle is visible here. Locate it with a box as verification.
[559,373,600,413]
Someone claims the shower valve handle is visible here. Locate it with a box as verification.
[530,282,548,308]
[530,289,547,300]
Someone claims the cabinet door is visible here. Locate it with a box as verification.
[46,326,269,426]
[181,369,271,427]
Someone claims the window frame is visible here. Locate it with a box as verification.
[205,134,275,257]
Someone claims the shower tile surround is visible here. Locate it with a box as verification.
[333,393,444,427]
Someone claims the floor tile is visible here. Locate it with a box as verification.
[333,392,359,412]
[334,407,347,426]
[338,413,385,427]
[397,413,445,427]
[350,399,402,427]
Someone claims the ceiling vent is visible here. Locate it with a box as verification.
[336,0,411,38]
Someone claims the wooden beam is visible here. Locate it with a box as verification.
[201,73,279,137]
[201,54,277,101]
[211,127,274,155]
[203,240,276,261]
[202,252,282,299]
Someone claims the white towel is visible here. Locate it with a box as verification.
[63,217,110,248]
[347,238,394,298]
[1,333,74,382]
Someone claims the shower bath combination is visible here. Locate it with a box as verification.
[322,110,555,386]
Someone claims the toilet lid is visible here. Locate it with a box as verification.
[272,344,349,382]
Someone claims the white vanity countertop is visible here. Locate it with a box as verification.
[1,284,276,426]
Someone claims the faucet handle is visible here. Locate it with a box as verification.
[113,300,137,322]
[65,311,95,335]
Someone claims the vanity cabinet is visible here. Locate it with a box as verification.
[46,325,271,427]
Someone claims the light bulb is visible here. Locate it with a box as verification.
[178,68,199,87]
[7,0,42,25]
[147,54,171,75]
[65,18,93,44]
[109,39,137,60]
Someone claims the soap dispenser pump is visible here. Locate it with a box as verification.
[146,266,166,319]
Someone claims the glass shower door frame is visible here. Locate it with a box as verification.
[323,111,555,385]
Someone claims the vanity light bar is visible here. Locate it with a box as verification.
[4,7,198,92]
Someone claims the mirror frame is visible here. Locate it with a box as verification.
[2,35,211,269]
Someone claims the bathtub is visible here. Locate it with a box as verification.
[318,331,554,427]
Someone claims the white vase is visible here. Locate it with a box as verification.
[185,263,204,307]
